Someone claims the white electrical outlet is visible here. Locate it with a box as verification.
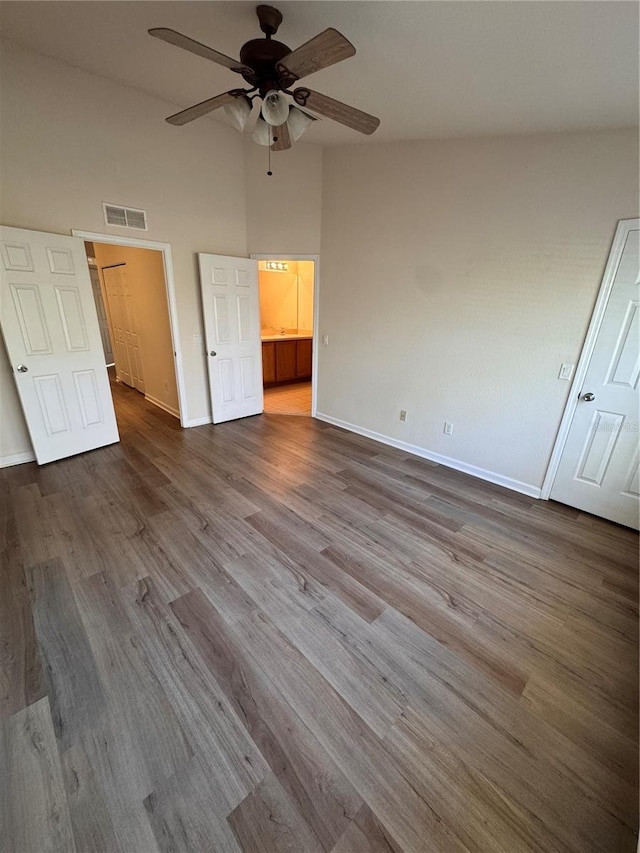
[322,334,329,346]
[399,410,407,422]
[193,333,202,344]
[444,421,454,435]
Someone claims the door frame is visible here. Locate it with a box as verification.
[72,230,188,427]
[250,253,320,417]
[541,218,638,499]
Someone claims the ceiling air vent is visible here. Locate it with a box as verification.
[102,203,148,231]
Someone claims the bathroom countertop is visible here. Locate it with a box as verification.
[261,333,313,342]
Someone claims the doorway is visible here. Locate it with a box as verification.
[86,240,179,420]
[74,230,188,427]
[254,256,318,417]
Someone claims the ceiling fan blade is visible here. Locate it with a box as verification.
[149,28,254,77]
[277,28,355,82]
[271,121,292,151]
[293,88,380,135]
[166,91,238,126]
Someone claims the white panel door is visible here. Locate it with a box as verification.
[0,226,119,464]
[102,264,145,393]
[551,221,639,529]
[120,267,145,393]
[198,253,263,424]
[102,265,132,386]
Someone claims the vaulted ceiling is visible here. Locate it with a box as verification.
[1,1,638,146]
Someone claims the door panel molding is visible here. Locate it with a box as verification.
[542,218,640,507]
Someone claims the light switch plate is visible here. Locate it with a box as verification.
[193,333,202,344]
[558,363,574,380]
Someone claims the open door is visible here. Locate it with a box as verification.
[198,253,263,424]
[549,219,639,529]
[0,226,119,464]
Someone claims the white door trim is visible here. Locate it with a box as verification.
[250,253,320,417]
[541,218,639,500]
[72,230,188,427]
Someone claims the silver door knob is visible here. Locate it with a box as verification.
[16,364,28,373]
[582,392,595,402]
[209,350,217,357]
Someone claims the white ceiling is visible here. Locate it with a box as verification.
[1,1,638,146]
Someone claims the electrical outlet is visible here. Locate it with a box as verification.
[193,333,202,344]
[322,334,329,346]
[444,421,454,435]
[399,410,407,422]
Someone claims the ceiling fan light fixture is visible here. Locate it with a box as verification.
[287,106,315,142]
[224,94,252,131]
[261,89,289,126]
[251,117,273,146]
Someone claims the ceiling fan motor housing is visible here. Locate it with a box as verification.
[239,38,291,93]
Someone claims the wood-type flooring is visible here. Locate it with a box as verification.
[1,379,638,852]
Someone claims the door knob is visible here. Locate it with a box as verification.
[16,364,28,373]
[582,392,595,402]
[209,350,217,357]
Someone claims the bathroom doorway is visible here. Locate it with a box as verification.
[253,256,319,417]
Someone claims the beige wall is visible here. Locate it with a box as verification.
[245,140,323,255]
[318,129,639,491]
[93,243,179,416]
[0,41,247,460]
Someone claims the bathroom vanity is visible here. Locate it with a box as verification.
[261,333,312,385]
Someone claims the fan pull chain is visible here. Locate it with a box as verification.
[267,126,273,176]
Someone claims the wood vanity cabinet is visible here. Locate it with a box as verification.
[296,339,312,378]
[262,338,312,386]
[261,342,276,384]
[275,340,297,381]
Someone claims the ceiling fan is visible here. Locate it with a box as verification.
[149,4,380,151]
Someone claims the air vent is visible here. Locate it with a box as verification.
[102,203,148,230]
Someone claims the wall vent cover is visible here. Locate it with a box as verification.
[102,203,148,230]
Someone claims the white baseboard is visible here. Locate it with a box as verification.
[145,394,180,420]
[315,412,542,499]
[0,450,36,468]
[184,415,212,428]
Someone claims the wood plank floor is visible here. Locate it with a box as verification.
[1,379,638,852]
